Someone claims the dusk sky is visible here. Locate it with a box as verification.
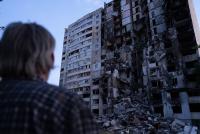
[0,0,199,85]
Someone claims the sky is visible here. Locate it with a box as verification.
[0,0,200,85]
[194,0,200,24]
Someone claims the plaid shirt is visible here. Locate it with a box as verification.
[0,79,99,134]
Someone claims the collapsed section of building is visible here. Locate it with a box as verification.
[100,0,200,122]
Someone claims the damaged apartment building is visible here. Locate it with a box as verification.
[60,0,200,122]
[142,0,200,122]
[99,0,200,122]
[100,0,200,122]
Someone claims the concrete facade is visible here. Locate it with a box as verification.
[59,8,103,116]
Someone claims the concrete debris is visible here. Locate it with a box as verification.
[98,92,198,134]
[184,126,198,134]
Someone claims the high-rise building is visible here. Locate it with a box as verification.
[59,8,103,116]
[60,0,200,121]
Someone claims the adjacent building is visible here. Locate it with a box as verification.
[59,8,103,115]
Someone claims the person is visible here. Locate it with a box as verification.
[0,22,99,134]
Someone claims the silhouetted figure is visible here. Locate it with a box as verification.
[0,22,99,134]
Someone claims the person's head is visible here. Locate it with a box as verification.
[0,22,55,81]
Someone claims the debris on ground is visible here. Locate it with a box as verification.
[97,91,198,134]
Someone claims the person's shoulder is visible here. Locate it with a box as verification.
[8,80,76,102]
[36,82,88,114]
[43,82,79,100]
[24,80,82,109]
[28,80,76,97]
[45,83,87,109]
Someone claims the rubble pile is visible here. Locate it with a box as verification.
[98,91,198,134]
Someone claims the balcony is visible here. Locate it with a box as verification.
[183,54,198,62]
[149,63,157,68]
